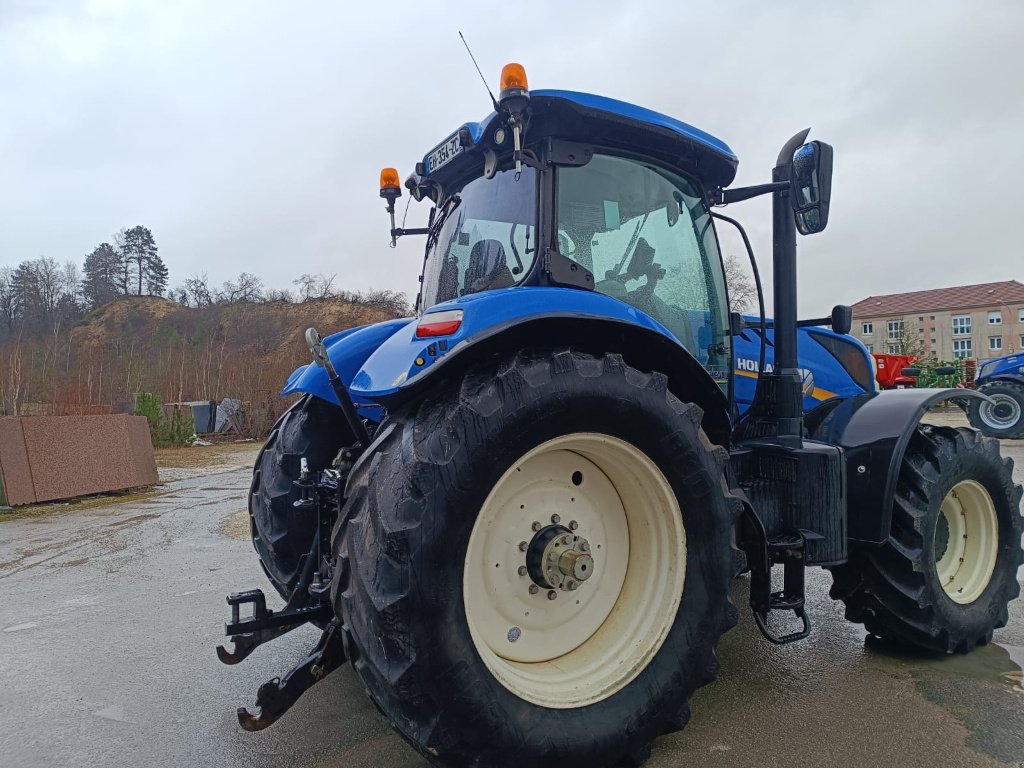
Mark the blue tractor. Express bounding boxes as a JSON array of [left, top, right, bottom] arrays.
[[219, 64, 1023, 768], [967, 352, 1024, 438]]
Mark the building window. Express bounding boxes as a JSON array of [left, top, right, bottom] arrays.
[[952, 315, 971, 335], [990, 336, 1002, 352], [865, 344, 874, 353], [887, 320, 904, 340], [1019, 334, 1024, 349], [862, 322, 873, 335], [988, 311, 1002, 325], [887, 344, 899, 354], [1019, 308, 1024, 323], [953, 339, 972, 359]]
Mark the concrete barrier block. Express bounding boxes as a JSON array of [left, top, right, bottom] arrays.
[[0, 417, 35, 506], [0, 415, 158, 506]]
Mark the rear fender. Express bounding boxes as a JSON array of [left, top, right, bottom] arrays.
[[351, 287, 732, 446], [280, 318, 413, 421], [807, 387, 991, 544]]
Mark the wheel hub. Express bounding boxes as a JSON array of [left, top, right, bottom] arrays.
[[525, 524, 595, 592]]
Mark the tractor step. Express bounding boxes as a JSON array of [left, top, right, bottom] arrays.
[[750, 532, 812, 645]]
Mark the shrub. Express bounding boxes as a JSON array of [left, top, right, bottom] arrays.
[[135, 392, 194, 447]]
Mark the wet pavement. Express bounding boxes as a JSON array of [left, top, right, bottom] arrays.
[[1, 426, 1023, 768]]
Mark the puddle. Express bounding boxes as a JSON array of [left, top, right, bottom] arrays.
[[866, 638, 1024, 763], [1002, 644, 1024, 689]]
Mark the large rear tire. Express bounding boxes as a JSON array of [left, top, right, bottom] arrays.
[[332, 349, 738, 768], [829, 425, 1023, 653], [968, 381, 1024, 439], [249, 395, 350, 600]]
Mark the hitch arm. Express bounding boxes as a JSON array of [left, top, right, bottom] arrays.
[[237, 619, 347, 731], [216, 589, 333, 665]]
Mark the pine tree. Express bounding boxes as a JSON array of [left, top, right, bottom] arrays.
[[114, 228, 131, 294], [119, 225, 160, 295], [146, 253, 169, 296], [82, 243, 124, 308]]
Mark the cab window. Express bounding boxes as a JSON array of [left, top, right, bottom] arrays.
[[556, 154, 731, 384]]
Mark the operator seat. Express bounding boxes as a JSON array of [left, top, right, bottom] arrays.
[[463, 239, 514, 295]]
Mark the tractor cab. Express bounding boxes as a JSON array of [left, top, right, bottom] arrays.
[[390, 75, 738, 388]]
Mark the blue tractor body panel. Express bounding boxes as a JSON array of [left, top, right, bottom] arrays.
[[349, 287, 691, 399], [280, 317, 413, 423], [732, 321, 875, 414], [976, 352, 1024, 387], [280, 288, 872, 424]]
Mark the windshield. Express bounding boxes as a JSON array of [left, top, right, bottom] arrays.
[[419, 167, 537, 310], [556, 154, 731, 388]]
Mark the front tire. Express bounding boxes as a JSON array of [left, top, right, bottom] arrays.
[[249, 395, 350, 600], [968, 381, 1024, 439], [830, 425, 1023, 653], [333, 350, 738, 768]]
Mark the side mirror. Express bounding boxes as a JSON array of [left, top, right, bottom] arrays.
[[791, 141, 833, 235], [830, 304, 852, 335], [934, 365, 957, 376], [901, 367, 922, 378]]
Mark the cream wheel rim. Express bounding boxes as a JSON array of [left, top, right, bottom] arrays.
[[934, 479, 999, 604], [463, 433, 686, 708]]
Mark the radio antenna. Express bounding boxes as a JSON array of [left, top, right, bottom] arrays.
[[459, 31, 499, 111]]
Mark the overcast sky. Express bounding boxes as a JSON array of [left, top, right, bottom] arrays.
[[2, 1, 1022, 315]]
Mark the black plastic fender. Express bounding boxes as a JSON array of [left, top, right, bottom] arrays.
[[807, 388, 992, 544]]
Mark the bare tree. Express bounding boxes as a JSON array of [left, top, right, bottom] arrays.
[[221, 272, 264, 303], [724, 254, 757, 313], [182, 273, 214, 307], [293, 272, 337, 301], [0, 267, 20, 334]]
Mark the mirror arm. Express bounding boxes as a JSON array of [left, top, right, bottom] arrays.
[[712, 181, 788, 206]]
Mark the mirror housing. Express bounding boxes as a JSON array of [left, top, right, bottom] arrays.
[[791, 141, 833, 235], [830, 304, 852, 335], [934, 365, 957, 376], [901, 367, 922, 378]]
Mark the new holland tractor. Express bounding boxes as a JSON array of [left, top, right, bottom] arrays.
[[218, 63, 1024, 767], [967, 352, 1024, 438]]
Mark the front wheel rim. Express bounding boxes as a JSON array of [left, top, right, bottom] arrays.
[[979, 394, 1021, 430], [934, 479, 999, 604], [463, 433, 686, 709]]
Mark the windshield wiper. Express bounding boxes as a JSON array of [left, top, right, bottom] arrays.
[[425, 194, 462, 254]]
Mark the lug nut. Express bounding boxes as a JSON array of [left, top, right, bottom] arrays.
[[518, 566, 528, 576], [569, 520, 578, 531], [529, 584, 539, 595], [531, 521, 542, 532], [580, 541, 590, 553], [562, 535, 572, 546], [567, 580, 578, 591], [519, 541, 529, 552], [551, 514, 561, 524], [547, 590, 558, 600]]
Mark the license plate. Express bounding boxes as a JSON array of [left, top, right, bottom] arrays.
[[427, 132, 462, 173]]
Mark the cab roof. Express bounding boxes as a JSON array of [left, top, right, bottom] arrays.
[[420, 89, 739, 190]]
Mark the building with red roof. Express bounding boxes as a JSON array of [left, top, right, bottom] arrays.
[[851, 280, 1024, 360]]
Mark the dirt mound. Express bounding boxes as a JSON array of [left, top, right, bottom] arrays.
[[71, 296, 396, 355]]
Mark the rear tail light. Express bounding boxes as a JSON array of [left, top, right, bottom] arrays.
[[415, 309, 463, 338]]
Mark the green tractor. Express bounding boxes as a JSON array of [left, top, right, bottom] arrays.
[[219, 63, 1024, 767]]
